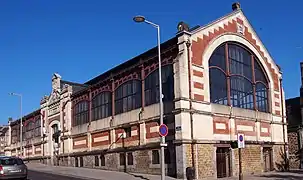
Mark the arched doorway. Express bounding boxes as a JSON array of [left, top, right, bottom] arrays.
[[49, 121, 61, 166]]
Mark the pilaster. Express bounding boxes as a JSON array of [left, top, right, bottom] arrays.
[[139, 122, 146, 145]]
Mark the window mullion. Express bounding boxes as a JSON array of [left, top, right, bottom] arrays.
[[225, 43, 231, 106], [251, 55, 257, 111]]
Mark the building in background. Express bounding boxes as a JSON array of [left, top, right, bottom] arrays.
[[0, 125, 9, 155], [4, 3, 287, 179], [286, 62, 303, 169]]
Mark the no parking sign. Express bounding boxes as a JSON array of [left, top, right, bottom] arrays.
[[237, 133, 245, 149]]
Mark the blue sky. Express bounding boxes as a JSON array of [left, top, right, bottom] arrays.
[[0, 0, 302, 124]]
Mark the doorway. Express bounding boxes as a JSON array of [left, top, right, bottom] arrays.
[[216, 147, 231, 178], [263, 147, 273, 172]]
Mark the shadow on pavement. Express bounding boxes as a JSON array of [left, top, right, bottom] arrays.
[[258, 173, 302, 180], [289, 169, 303, 174], [126, 172, 150, 180]]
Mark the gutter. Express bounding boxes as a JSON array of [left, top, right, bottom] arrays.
[[279, 77, 288, 170], [186, 39, 197, 178]]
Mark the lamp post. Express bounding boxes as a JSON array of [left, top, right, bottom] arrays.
[[133, 15, 165, 180], [9, 92, 23, 157]]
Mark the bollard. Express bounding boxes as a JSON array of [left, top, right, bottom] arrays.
[[186, 167, 195, 180]]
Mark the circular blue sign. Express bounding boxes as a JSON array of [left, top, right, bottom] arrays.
[[159, 124, 168, 137], [239, 135, 243, 142]]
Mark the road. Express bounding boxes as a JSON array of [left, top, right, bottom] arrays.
[[28, 170, 89, 180]]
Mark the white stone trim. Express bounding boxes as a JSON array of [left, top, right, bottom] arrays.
[[191, 11, 280, 74], [192, 76, 204, 84], [237, 125, 254, 132], [202, 34, 274, 90], [201, 33, 276, 105], [240, 13, 280, 73], [192, 87, 204, 95], [215, 123, 226, 130], [131, 130, 138, 136], [191, 11, 241, 42], [192, 65, 204, 72], [93, 136, 108, 142], [74, 140, 86, 146], [261, 127, 268, 133], [150, 126, 159, 133]]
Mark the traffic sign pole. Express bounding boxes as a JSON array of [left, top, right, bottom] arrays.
[[237, 134, 244, 180], [239, 148, 243, 180], [159, 123, 168, 180]]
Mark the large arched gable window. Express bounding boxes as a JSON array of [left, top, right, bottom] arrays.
[[145, 64, 174, 106], [209, 42, 269, 112], [115, 80, 142, 115], [73, 101, 89, 126], [92, 91, 112, 121]]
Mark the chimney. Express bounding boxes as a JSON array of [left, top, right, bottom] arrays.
[[8, 117, 13, 125], [232, 2, 241, 11], [177, 21, 190, 32]]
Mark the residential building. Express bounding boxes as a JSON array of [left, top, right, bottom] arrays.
[[286, 62, 303, 169], [4, 3, 287, 179]]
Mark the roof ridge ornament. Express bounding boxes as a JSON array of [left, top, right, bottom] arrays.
[[232, 2, 241, 11], [177, 21, 190, 32]]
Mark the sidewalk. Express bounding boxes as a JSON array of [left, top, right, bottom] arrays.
[[27, 163, 178, 180], [27, 163, 303, 180]]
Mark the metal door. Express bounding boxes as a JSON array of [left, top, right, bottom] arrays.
[[216, 147, 231, 178]]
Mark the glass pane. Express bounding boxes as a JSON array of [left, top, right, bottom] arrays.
[[229, 44, 252, 81], [230, 76, 254, 110], [256, 83, 268, 112], [254, 58, 267, 83], [209, 45, 226, 71], [209, 68, 228, 105]]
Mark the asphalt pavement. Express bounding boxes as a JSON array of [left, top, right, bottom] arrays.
[[28, 170, 88, 180]]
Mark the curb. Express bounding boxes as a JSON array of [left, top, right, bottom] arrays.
[[28, 169, 104, 180]]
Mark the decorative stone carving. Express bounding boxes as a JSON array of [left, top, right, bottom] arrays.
[[52, 73, 61, 91], [237, 23, 245, 35], [48, 101, 60, 117], [48, 90, 60, 105], [61, 84, 71, 94], [40, 95, 49, 104]]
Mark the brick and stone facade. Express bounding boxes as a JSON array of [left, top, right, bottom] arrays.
[[4, 3, 287, 179], [286, 62, 303, 169]]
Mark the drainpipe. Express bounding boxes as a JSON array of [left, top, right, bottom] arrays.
[[279, 77, 288, 171], [186, 39, 196, 178], [61, 99, 70, 159]]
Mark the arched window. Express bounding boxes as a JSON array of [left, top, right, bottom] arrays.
[[73, 101, 89, 126], [34, 118, 41, 137], [145, 65, 174, 106], [115, 80, 142, 115], [92, 92, 112, 121], [209, 42, 269, 112]]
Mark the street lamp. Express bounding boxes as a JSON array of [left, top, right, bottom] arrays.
[[133, 15, 165, 180], [9, 92, 23, 157]]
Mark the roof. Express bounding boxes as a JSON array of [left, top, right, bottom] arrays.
[[10, 108, 41, 126], [60, 80, 88, 94], [70, 37, 178, 98], [72, 10, 243, 96], [84, 37, 178, 86]]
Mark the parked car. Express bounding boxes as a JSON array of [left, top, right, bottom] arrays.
[[0, 156, 27, 179]]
